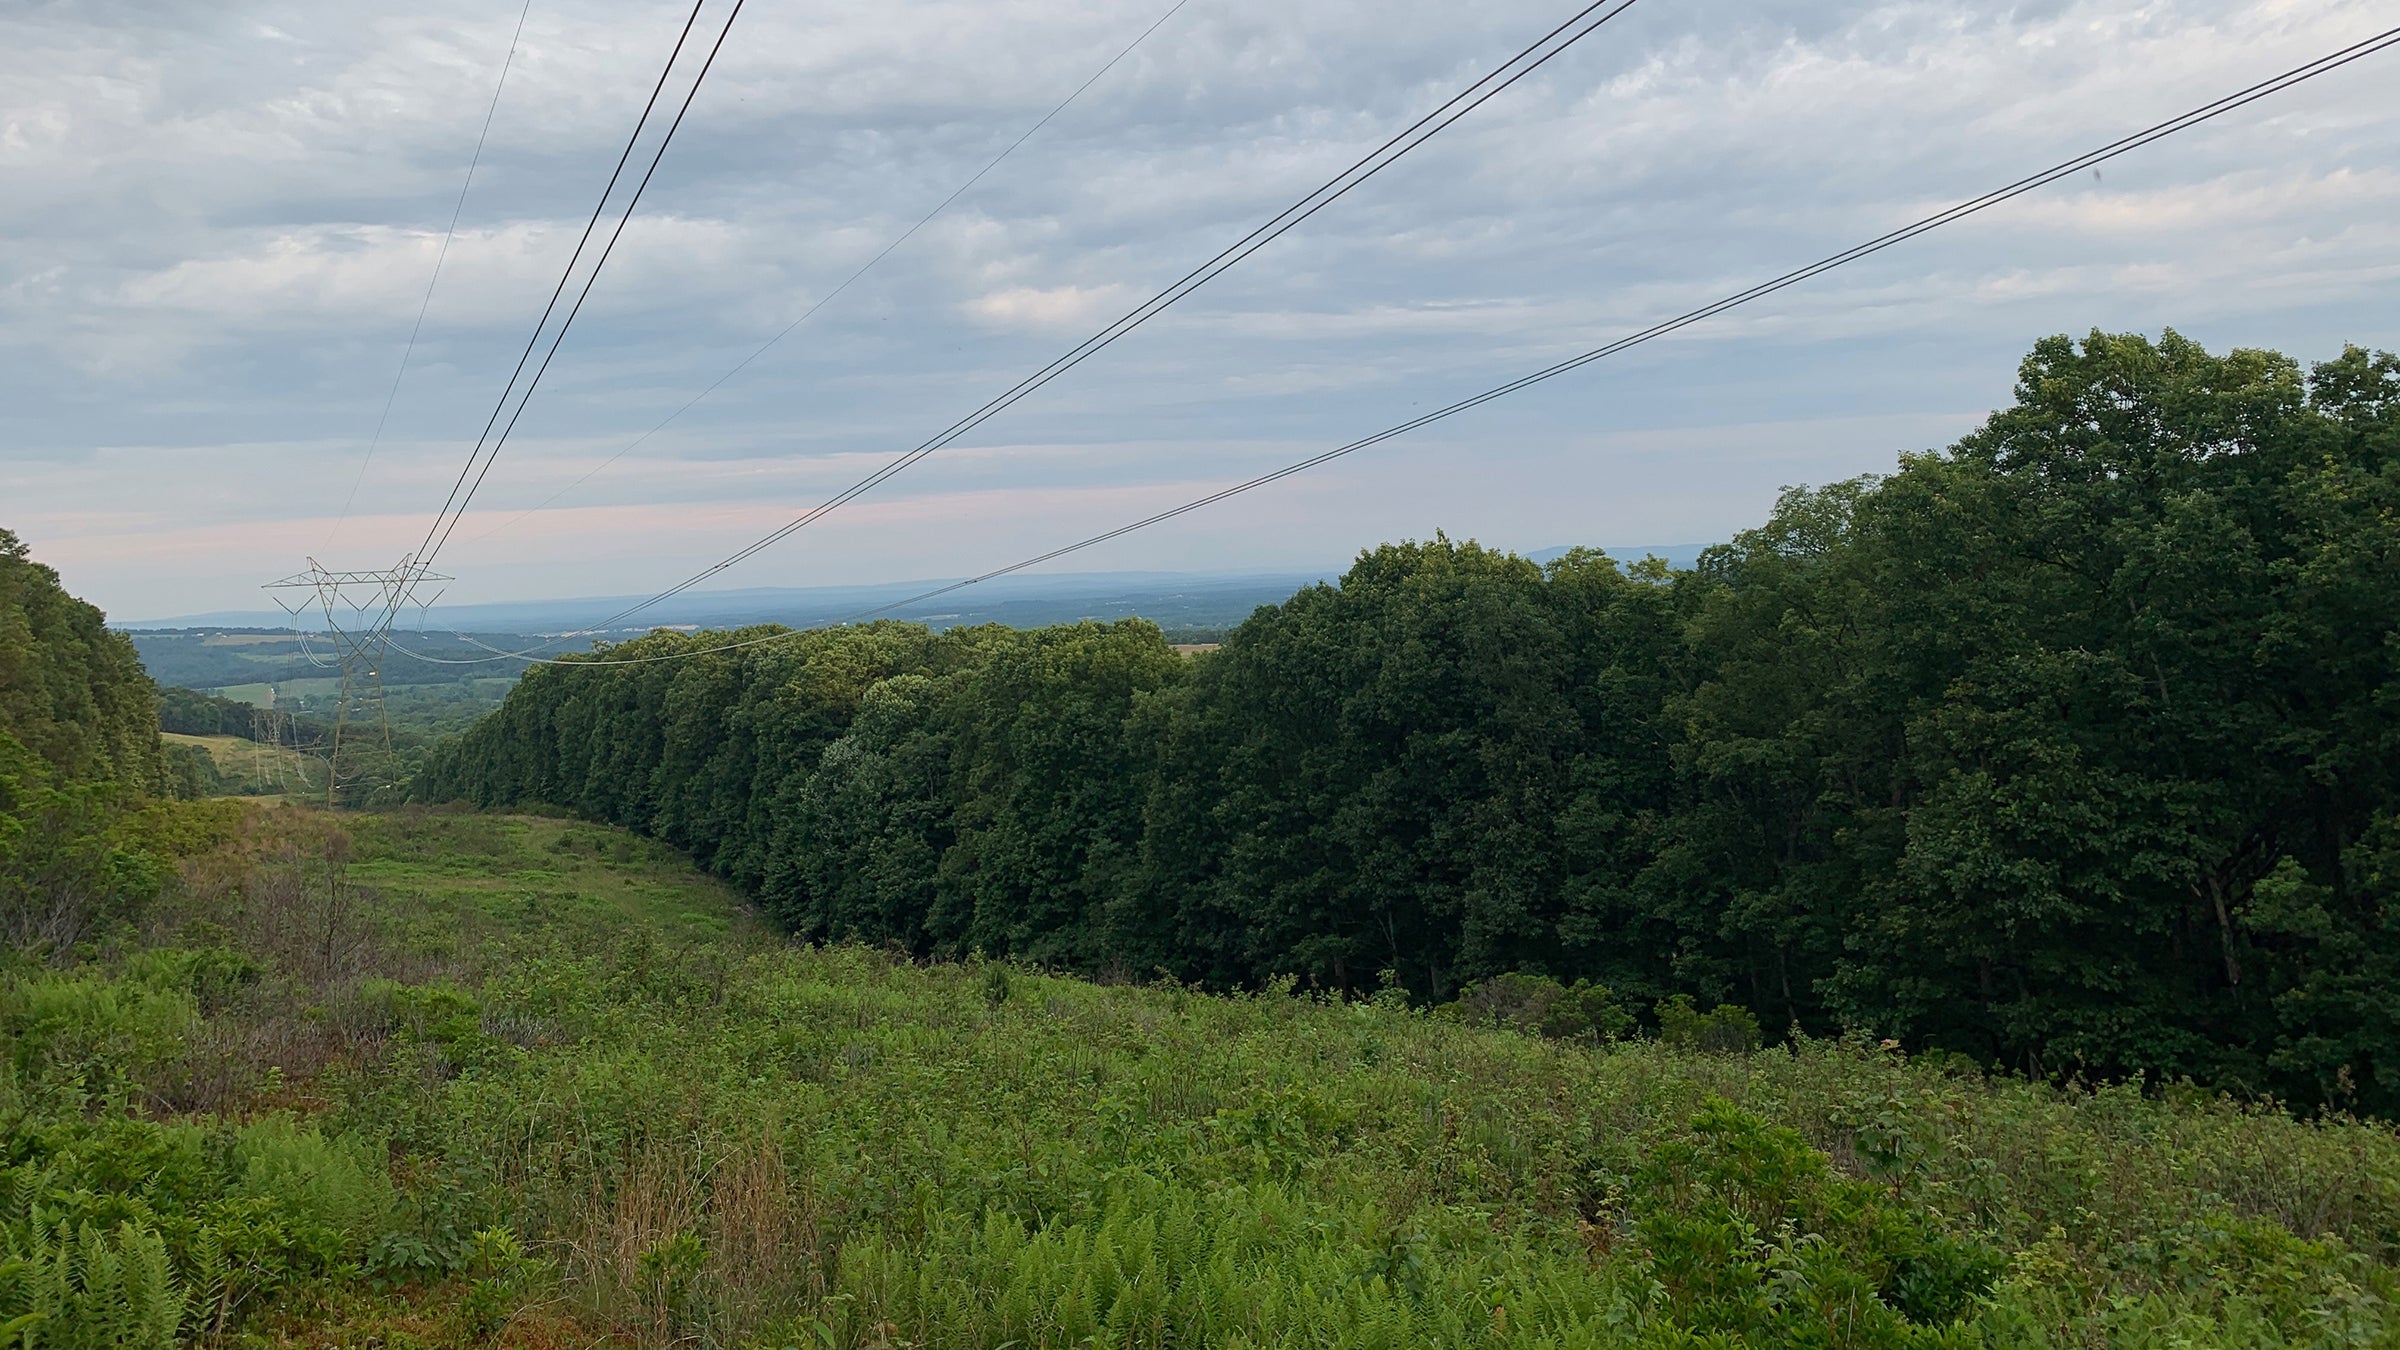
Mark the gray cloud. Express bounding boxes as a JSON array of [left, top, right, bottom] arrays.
[[4, 0, 2395, 619]]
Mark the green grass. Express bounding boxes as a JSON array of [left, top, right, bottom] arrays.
[[160, 732, 322, 798], [204, 677, 345, 709], [203, 683, 279, 707], [344, 810, 740, 946], [160, 731, 260, 770], [6, 806, 2399, 1348]]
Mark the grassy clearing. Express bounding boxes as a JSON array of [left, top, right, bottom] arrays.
[[202, 683, 278, 707], [160, 730, 322, 797], [201, 678, 343, 703], [343, 809, 742, 947], [162, 733, 289, 779], [6, 805, 2399, 1347]]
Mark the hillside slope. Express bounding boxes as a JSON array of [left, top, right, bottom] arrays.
[[6, 804, 2398, 1347], [0, 526, 161, 789]]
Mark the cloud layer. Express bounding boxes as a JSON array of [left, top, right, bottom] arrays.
[[4, 0, 2395, 619]]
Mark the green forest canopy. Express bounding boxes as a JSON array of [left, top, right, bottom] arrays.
[[0, 526, 190, 951], [1, 528, 162, 792], [420, 331, 2400, 1115]]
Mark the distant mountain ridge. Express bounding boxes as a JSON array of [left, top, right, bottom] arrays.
[[1526, 543, 1708, 570]]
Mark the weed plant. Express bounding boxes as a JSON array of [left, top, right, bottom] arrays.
[[3, 804, 2398, 1346]]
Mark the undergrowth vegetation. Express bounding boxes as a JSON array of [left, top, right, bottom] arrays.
[[5, 805, 2400, 1346]]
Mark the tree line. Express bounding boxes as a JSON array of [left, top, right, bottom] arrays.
[[0, 527, 189, 950], [2, 528, 163, 791], [156, 684, 329, 745], [416, 331, 2400, 1114]]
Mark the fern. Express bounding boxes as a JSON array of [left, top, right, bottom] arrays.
[[183, 1226, 227, 1342], [229, 1117, 392, 1263], [0, 1218, 184, 1350], [0, 1166, 42, 1233]]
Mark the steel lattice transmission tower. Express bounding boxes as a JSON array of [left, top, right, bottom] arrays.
[[264, 556, 449, 806]]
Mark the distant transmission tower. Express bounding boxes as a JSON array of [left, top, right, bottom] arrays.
[[250, 702, 306, 797], [248, 705, 277, 794], [264, 556, 448, 806]]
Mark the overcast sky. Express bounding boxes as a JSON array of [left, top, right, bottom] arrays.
[[5, 0, 2395, 622]]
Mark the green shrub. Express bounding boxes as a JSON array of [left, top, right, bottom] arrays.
[[636, 1231, 709, 1342], [0, 974, 195, 1102], [0, 1111, 398, 1339], [1657, 995, 1762, 1054], [0, 749, 164, 960], [122, 948, 259, 1012], [826, 1181, 1638, 1349], [352, 979, 482, 1050], [1447, 972, 1632, 1043], [459, 1227, 554, 1340], [12, 804, 2400, 1345], [1627, 1098, 2004, 1344]]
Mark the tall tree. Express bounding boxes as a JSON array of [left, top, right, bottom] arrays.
[[0, 528, 162, 791]]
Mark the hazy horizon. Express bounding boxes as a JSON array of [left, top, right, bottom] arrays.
[[113, 542, 1714, 629]]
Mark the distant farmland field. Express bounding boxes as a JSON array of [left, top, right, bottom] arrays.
[[206, 677, 343, 704]]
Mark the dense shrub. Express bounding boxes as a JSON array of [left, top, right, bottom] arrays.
[[1445, 972, 1633, 1043], [1625, 1098, 2004, 1343], [1656, 995, 1763, 1056], [0, 740, 167, 958]]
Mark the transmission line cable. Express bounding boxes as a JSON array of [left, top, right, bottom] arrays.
[[384, 20, 2400, 671], [375, 0, 741, 636], [402, 0, 709, 568], [464, 0, 1199, 548], [414, 0, 750, 580], [465, 0, 1646, 650], [326, 0, 537, 549]]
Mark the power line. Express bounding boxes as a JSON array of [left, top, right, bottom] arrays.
[[326, 0, 537, 549], [478, 0, 1647, 650], [287, 0, 748, 801], [387, 20, 2400, 671], [388, 0, 742, 605], [401, 0, 708, 570], [414, 0, 751, 579], [462, 0, 1200, 549]]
